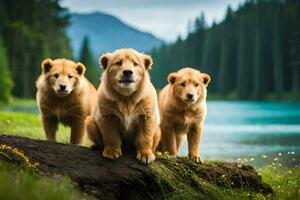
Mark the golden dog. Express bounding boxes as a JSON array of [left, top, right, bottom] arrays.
[[36, 58, 97, 144], [86, 48, 160, 164], [159, 68, 210, 163]]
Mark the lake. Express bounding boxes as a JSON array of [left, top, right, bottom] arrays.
[[179, 101, 300, 167]]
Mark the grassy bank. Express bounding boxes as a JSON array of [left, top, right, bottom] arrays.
[[0, 110, 71, 143], [0, 162, 87, 200], [0, 106, 91, 146], [0, 101, 91, 199]]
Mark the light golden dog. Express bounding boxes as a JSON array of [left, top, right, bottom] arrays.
[[159, 68, 210, 163], [86, 48, 160, 164], [36, 58, 97, 144]]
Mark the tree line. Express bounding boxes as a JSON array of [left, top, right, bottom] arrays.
[[0, 0, 299, 101], [150, 0, 300, 99], [0, 0, 98, 102]]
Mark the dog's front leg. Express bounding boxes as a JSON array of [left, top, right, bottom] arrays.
[[98, 115, 122, 160], [135, 115, 157, 164], [187, 123, 204, 163]]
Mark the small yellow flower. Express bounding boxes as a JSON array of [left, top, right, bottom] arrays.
[[0, 144, 39, 171], [262, 155, 267, 158], [156, 152, 162, 156]]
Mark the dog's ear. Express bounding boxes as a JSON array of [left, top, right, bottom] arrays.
[[201, 73, 211, 87], [168, 72, 177, 84], [99, 53, 111, 70], [141, 53, 153, 70], [41, 58, 53, 73], [143, 54, 153, 70], [75, 62, 86, 76]]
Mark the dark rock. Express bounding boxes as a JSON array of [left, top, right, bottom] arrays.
[[0, 134, 273, 200]]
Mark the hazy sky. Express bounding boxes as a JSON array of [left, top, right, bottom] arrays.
[[61, 0, 244, 41]]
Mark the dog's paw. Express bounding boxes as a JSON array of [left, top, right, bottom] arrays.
[[103, 147, 122, 160], [189, 154, 203, 164], [136, 149, 155, 164]]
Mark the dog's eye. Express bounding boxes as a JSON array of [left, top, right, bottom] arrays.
[[195, 83, 199, 87], [116, 61, 122, 66], [54, 74, 59, 78], [68, 74, 73, 79], [180, 83, 185, 87], [133, 61, 138, 66]]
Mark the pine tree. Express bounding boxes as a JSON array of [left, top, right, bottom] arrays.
[[236, 15, 246, 99], [1, 0, 72, 98], [0, 1, 8, 29], [152, 44, 171, 88], [272, 5, 284, 98], [217, 6, 236, 96], [289, 1, 300, 93], [252, 4, 266, 99], [201, 23, 221, 93], [193, 12, 206, 69], [0, 35, 13, 102], [79, 36, 99, 86]]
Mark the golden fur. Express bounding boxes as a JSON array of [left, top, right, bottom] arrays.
[[86, 48, 160, 164], [36, 58, 97, 144], [159, 68, 210, 163]]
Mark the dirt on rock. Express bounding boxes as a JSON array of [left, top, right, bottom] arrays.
[[0, 134, 273, 200]]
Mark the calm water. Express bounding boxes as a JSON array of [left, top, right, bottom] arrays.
[[179, 101, 300, 166]]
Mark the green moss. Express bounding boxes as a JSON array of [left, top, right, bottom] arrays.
[[150, 157, 235, 200], [150, 160, 217, 200]]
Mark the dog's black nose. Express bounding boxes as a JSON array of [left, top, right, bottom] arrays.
[[59, 84, 66, 90], [187, 93, 194, 99], [123, 70, 133, 76]]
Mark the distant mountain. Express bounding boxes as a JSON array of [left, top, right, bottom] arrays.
[[67, 12, 163, 60]]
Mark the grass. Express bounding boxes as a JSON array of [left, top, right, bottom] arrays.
[[0, 110, 91, 145], [0, 162, 88, 200], [0, 100, 92, 200], [223, 165, 300, 200], [0, 98, 38, 113], [262, 166, 300, 200], [0, 99, 300, 199], [151, 155, 300, 200], [0, 110, 71, 143]]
